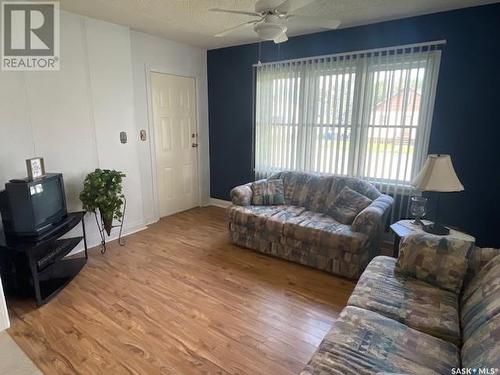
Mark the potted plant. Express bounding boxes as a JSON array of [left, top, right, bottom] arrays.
[[80, 169, 125, 235]]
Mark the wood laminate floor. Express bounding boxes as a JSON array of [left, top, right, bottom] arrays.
[[7, 206, 355, 375]]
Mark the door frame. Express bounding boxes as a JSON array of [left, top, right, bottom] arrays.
[[144, 64, 202, 221]]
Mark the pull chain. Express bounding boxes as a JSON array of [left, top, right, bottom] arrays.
[[257, 41, 262, 66]]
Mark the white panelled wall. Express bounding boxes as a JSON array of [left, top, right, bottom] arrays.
[[0, 11, 210, 251], [84, 18, 145, 234]]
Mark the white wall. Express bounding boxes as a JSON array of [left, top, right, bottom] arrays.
[[0, 277, 9, 331], [0, 11, 146, 250], [84, 18, 145, 234], [130, 31, 210, 224], [0, 11, 210, 249]]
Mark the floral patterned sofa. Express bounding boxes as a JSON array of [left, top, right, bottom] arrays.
[[228, 171, 393, 279], [301, 235, 500, 375]]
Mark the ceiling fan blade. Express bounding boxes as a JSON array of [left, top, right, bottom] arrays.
[[215, 20, 258, 37], [209, 8, 261, 17], [255, 0, 287, 12], [288, 15, 341, 29], [276, 0, 316, 13], [274, 32, 288, 44]]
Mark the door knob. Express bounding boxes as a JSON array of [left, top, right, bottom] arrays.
[[192, 143, 198, 148]]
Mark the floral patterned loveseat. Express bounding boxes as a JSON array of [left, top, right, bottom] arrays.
[[227, 171, 393, 279], [301, 236, 500, 375]]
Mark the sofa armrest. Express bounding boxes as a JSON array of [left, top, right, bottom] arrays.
[[230, 183, 253, 206], [351, 194, 393, 235]]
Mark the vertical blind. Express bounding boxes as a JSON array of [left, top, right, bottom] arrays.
[[254, 41, 443, 221]]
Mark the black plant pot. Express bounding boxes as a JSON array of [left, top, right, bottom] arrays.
[[102, 213, 113, 236]]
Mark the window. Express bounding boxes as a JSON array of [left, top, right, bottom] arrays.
[[254, 43, 442, 195]]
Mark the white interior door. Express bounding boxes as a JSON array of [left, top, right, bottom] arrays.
[[151, 72, 199, 217]]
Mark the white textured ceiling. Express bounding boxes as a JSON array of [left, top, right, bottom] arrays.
[[59, 0, 498, 49]]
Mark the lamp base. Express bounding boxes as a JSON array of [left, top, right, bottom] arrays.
[[412, 218, 424, 226], [423, 222, 450, 236]]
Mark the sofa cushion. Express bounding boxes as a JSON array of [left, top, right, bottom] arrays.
[[283, 211, 368, 252], [270, 171, 381, 210], [326, 186, 372, 225], [300, 306, 459, 375], [348, 256, 461, 345], [461, 313, 500, 370], [461, 253, 500, 341], [227, 205, 304, 232], [270, 172, 332, 210], [464, 246, 500, 286], [291, 175, 333, 213], [264, 206, 306, 233], [467, 247, 500, 276], [396, 233, 471, 293], [251, 179, 285, 205], [228, 205, 283, 230], [329, 175, 381, 200], [462, 253, 500, 302]]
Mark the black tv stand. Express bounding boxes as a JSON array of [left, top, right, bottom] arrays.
[[24, 214, 76, 242], [0, 211, 88, 306]]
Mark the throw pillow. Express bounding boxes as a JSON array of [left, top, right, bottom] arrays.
[[396, 233, 472, 294], [326, 186, 372, 225], [251, 179, 285, 206]]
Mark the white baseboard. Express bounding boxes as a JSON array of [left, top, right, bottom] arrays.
[[207, 198, 232, 208], [144, 216, 159, 226]]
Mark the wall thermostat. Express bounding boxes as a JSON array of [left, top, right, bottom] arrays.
[[120, 131, 127, 144]]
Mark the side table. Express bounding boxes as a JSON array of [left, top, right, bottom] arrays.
[[389, 219, 475, 258]]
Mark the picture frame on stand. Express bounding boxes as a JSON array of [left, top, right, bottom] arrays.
[[26, 157, 45, 180]]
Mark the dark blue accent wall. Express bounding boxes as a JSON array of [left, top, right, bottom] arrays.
[[208, 3, 500, 247]]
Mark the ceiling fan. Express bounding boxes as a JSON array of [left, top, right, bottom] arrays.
[[210, 0, 341, 44]]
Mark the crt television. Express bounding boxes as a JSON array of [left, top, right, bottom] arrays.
[[0, 173, 67, 237]]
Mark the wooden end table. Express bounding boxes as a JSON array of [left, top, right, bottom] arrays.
[[389, 219, 475, 258]]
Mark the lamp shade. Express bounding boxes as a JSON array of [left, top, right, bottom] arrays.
[[411, 154, 464, 192]]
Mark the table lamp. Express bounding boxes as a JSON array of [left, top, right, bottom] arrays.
[[411, 154, 464, 235]]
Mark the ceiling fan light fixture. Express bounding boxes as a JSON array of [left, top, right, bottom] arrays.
[[254, 22, 287, 41], [212, 0, 340, 44]]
